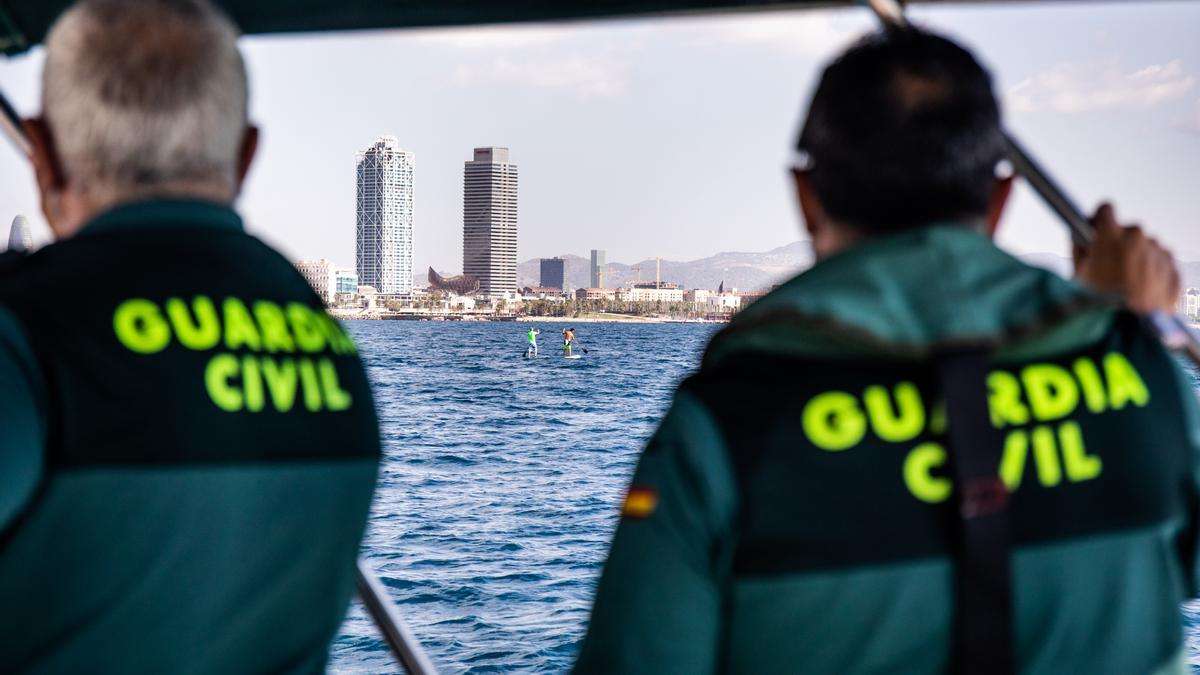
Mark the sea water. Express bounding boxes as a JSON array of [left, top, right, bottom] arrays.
[[330, 321, 719, 673], [330, 320, 1200, 674]]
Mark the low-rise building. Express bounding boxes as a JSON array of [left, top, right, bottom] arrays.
[[576, 287, 618, 301], [334, 268, 358, 296], [619, 281, 684, 303], [1180, 288, 1200, 318], [522, 286, 568, 299], [706, 293, 742, 312], [295, 258, 336, 304]]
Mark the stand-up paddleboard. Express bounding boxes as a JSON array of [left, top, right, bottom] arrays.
[[564, 354, 583, 360]]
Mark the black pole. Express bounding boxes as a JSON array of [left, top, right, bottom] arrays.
[[355, 560, 439, 675], [861, 0, 1200, 369]]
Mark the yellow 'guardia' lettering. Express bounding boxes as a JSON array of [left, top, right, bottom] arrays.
[[1105, 352, 1150, 409], [794, 351, 1149, 504], [1021, 364, 1079, 422], [802, 391, 866, 451], [166, 296, 220, 350], [987, 371, 1029, 428], [115, 296, 358, 414], [114, 299, 172, 354], [864, 382, 925, 443], [113, 297, 356, 358]]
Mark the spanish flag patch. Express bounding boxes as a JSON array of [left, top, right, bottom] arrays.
[[622, 486, 659, 519]]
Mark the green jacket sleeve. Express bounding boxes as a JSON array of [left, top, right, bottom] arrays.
[[1169, 359, 1200, 596], [575, 389, 739, 674], [0, 305, 44, 530]]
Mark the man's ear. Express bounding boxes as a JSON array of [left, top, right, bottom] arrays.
[[25, 117, 67, 195], [234, 124, 259, 193], [984, 175, 1014, 238], [792, 168, 825, 243], [25, 117, 71, 236]]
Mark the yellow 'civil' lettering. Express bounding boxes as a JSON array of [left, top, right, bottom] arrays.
[[298, 358, 324, 411], [254, 301, 296, 353], [166, 296, 220, 350], [319, 358, 353, 411], [1104, 352, 1150, 410], [113, 298, 171, 354], [1059, 420, 1102, 482], [205, 353, 242, 411], [223, 298, 262, 351], [987, 371, 1029, 429], [999, 430, 1028, 491], [802, 391, 867, 451], [903, 443, 952, 504], [1031, 425, 1063, 487], [242, 356, 265, 412], [261, 357, 298, 412], [1022, 364, 1079, 422], [1072, 357, 1108, 414], [864, 382, 925, 443]]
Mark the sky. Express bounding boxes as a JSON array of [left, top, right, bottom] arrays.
[[1, 1, 1198, 273]]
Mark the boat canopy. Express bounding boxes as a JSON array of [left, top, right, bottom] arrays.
[[0, 0, 1092, 56]]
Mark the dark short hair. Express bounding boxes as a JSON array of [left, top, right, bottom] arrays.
[[797, 28, 1006, 233]]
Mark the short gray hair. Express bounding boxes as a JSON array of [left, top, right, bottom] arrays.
[[42, 0, 248, 199]]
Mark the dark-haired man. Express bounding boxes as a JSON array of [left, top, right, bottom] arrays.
[[577, 29, 1193, 674]]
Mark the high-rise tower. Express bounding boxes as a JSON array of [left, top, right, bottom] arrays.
[[540, 257, 566, 292], [590, 249, 606, 288], [356, 137, 414, 295], [8, 215, 32, 253], [462, 147, 518, 297]]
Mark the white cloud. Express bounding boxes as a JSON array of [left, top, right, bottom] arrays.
[[1007, 58, 1195, 114], [453, 55, 628, 97]]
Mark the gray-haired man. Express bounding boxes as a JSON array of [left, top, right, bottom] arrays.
[[0, 1, 381, 672]]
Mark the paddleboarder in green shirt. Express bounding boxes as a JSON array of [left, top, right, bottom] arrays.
[[526, 327, 540, 357]]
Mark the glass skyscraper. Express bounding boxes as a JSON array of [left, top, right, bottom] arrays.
[[463, 147, 518, 297], [356, 137, 414, 295], [540, 257, 566, 292]]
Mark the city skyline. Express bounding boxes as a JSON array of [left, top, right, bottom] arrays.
[[1, 4, 1197, 270]]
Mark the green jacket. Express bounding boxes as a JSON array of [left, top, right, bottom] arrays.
[[0, 200, 380, 674], [576, 225, 1199, 674]]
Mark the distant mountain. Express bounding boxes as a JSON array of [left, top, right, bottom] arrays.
[[420, 245, 1200, 294], [517, 241, 814, 292]]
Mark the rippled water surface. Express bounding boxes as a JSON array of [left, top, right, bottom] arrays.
[[328, 322, 1200, 673], [329, 321, 718, 673]]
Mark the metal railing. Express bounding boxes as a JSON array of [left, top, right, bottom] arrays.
[[356, 560, 438, 674]]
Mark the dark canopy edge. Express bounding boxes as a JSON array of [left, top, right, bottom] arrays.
[[0, 0, 1106, 57]]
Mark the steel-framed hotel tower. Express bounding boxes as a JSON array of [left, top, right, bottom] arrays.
[[462, 147, 518, 297], [356, 137, 414, 296]]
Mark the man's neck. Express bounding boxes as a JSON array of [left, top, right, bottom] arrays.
[[50, 180, 235, 241]]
